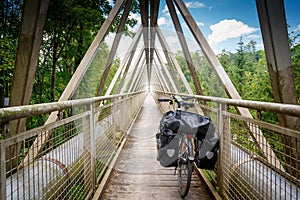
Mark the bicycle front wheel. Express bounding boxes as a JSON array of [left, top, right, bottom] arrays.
[[178, 135, 193, 197]]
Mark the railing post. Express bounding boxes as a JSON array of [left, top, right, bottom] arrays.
[[89, 104, 96, 192], [217, 103, 225, 197], [0, 143, 6, 199], [219, 103, 232, 199], [83, 104, 96, 196]]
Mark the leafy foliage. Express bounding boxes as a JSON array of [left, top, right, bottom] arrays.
[[0, 0, 23, 108], [0, 0, 139, 130], [291, 44, 300, 104]]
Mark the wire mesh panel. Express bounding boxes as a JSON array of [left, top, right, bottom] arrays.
[[1, 113, 91, 199], [221, 112, 300, 200], [95, 94, 145, 183], [0, 92, 146, 200], [154, 91, 300, 200]]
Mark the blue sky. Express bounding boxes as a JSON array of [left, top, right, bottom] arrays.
[[155, 0, 300, 53], [107, 0, 300, 56]]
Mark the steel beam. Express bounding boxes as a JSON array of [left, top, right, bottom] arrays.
[[58, 0, 125, 101], [23, 0, 126, 165], [166, 0, 203, 95], [140, 0, 150, 88], [256, 0, 300, 177], [106, 26, 143, 95], [174, 0, 282, 169], [8, 0, 49, 171], [156, 26, 194, 94], [127, 50, 145, 93], [96, 0, 133, 96], [153, 58, 170, 92], [149, 0, 160, 66], [154, 48, 179, 93], [155, 35, 182, 92]]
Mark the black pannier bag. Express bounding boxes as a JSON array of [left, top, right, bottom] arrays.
[[156, 129, 179, 167], [195, 126, 219, 170], [179, 111, 212, 139], [159, 111, 180, 133], [159, 110, 212, 137], [156, 110, 219, 169]]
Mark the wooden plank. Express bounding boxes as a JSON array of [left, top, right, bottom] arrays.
[[99, 95, 214, 199]]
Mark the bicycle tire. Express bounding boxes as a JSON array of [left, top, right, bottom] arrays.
[[178, 136, 193, 197]]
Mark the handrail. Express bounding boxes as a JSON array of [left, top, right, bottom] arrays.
[[0, 91, 145, 123], [156, 91, 300, 117], [154, 90, 300, 199], [0, 91, 147, 199]]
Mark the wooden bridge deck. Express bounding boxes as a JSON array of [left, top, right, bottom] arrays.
[[99, 94, 214, 199]]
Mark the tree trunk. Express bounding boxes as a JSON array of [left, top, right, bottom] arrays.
[[51, 38, 58, 102]]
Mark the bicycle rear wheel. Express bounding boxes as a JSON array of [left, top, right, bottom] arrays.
[[178, 135, 193, 197]]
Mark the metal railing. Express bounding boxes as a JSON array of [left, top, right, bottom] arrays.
[[153, 91, 300, 200], [0, 91, 146, 199]]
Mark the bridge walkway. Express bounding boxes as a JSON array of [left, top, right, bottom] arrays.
[[99, 94, 214, 199]]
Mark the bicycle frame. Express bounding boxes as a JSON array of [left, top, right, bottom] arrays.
[[158, 95, 195, 197]]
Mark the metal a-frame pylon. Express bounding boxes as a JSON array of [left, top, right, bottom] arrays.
[[24, 0, 283, 171]]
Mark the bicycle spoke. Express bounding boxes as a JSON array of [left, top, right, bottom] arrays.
[[178, 135, 193, 197]]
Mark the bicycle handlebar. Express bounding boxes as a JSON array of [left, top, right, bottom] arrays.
[[158, 98, 173, 103], [158, 96, 194, 110]]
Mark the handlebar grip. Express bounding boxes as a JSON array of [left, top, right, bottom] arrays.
[[158, 98, 172, 102]]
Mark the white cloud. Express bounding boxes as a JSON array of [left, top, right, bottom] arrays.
[[245, 34, 260, 40], [128, 13, 141, 31], [196, 21, 204, 26], [185, 1, 206, 8], [295, 24, 300, 32], [157, 17, 172, 26], [163, 5, 168, 14], [129, 13, 141, 24], [165, 36, 181, 51], [208, 19, 259, 44], [108, 0, 114, 5]]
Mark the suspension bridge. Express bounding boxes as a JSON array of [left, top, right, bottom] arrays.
[[0, 0, 299, 199]]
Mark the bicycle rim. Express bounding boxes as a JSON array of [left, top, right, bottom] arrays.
[[178, 137, 193, 197]]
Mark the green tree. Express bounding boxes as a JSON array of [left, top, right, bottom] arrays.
[[291, 44, 300, 104], [33, 0, 139, 103], [0, 0, 23, 108]]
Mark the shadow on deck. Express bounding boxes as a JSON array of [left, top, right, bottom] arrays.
[[98, 94, 214, 199]]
